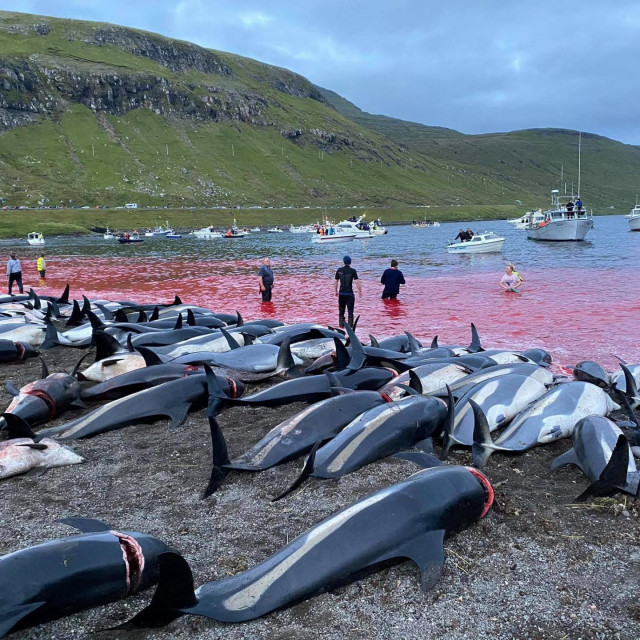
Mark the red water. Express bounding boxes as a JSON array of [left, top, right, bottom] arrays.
[[32, 257, 638, 370]]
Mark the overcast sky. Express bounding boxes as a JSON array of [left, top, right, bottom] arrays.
[[5, 1, 640, 144]]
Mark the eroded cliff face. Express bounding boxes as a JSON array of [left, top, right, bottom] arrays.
[[0, 14, 328, 132]]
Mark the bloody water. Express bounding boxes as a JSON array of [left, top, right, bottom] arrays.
[[13, 215, 640, 370]]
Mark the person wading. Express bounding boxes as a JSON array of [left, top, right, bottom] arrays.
[[6, 252, 23, 295], [257, 257, 274, 302], [335, 255, 362, 328], [37, 253, 46, 280], [380, 259, 406, 299]]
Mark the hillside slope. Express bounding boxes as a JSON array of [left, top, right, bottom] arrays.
[[0, 11, 639, 211]]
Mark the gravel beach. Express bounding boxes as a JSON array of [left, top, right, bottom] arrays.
[[1, 345, 639, 640]]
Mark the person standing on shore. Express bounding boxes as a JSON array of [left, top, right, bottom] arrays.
[[380, 259, 405, 299], [6, 252, 23, 295], [37, 253, 46, 280], [257, 257, 274, 302], [335, 255, 361, 328]]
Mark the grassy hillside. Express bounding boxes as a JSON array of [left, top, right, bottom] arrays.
[[1, 11, 639, 215]]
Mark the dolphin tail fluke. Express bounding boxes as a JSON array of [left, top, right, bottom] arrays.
[[2, 413, 38, 440], [272, 442, 320, 502], [202, 412, 231, 498], [470, 399, 496, 469], [440, 385, 455, 460], [344, 323, 366, 371], [468, 323, 482, 353], [574, 435, 630, 502], [57, 284, 70, 305], [41, 320, 62, 350], [333, 337, 350, 370], [122, 552, 196, 629]]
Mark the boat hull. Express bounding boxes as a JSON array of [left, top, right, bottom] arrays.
[[526, 218, 593, 241], [193, 232, 222, 239], [628, 215, 640, 231], [117, 238, 144, 244], [311, 234, 356, 244], [447, 239, 504, 254]]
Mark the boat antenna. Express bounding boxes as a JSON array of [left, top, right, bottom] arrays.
[[577, 131, 582, 198], [560, 164, 564, 194]]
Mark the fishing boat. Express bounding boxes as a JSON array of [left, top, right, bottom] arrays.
[[193, 226, 222, 239], [267, 226, 284, 233], [27, 232, 45, 246], [165, 232, 182, 239], [117, 232, 144, 244], [447, 232, 505, 254], [627, 203, 640, 231], [336, 214, 387, 238], [525, 191, 593, 242], [145, 221, 173, 237], [103, 227, 115, 240], [311, 230, 356, 244]]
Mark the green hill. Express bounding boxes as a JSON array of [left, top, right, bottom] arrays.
[[0, 10, 639, 213]]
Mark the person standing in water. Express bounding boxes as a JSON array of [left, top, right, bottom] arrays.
[[257, 257, 274, 302], [380, 259, 405, 299], [335, 255, 362, 328], [6, 252, 23, 294], [37, 253, 46, 280], [499, 264, 523, 293]]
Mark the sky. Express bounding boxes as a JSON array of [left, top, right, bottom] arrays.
[[4, 1, 640, 145]]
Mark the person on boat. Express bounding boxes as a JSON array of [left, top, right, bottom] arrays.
[[454, 229, 469, 242], [566, 200, 574, 216], [226, 229, 232, 237], [380, 259, 406, 300], [575, 198, 583, 212], [6, 252, 23, 295], [466, 228, 474, 239], [499, 265, 522, 293], [335, 255, 362, 329], [37, 253, 46, 280], [257, 257, 274, 303], [124, 232, 130, 240]]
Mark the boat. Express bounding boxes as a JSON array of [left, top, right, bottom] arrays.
[[103, 227, 115, 240], [311, 230, 356, 244], [250, 226, 261, 232], [509, 209, 544, 230], [411, 219, 440, 229], [193, 226, 223, 239], [335, 214, 387, 238], [370, 218, 388, 235], [27, 232, 45, 246], [267, 226, 284, 233], [627, 203, 640, 231], [447, 232, 505, 254], [145, 221, 173, 237], [222, 220, 247, 238], [165, 232, 182, 239], [289, 225, 311, 233], [525, 191, 593, 242], [117, 232, 144, 244]]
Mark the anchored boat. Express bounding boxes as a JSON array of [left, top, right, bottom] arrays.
[[525, 191, 593, 242], [627, 203, 640, 231], [447, 232, 505, 254], [27, 232, 45, 246]]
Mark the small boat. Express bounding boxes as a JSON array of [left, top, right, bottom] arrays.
[[250, 226, 261, 232], [27, 232, 45, 246], [311, 230, 356, 244], [145, 221, 173, 237], [103, 227, 115, 240], [525, 191, 593, 242], [508, 209, 544, 230], [289, 225, 311, 233], [447, 232, 505, 254], [193, 226, 222, 239], [267, 226, 284, 233], [411, 220, 440, 229], [117, 232, 144, 244], [627, 203, 640, 231], [165, 232, 182, 239]]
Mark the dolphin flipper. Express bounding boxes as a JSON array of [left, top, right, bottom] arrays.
[[272, 443, 320, 502], [392, 451, 442, 469], [202, 413, 231, 498], [0, 602, 46, 637], [550, 448, 580, 470]]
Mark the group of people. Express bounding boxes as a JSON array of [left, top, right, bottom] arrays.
[[257, 256, 405, 328], [453, 228, 475, 242], [566, 198, 583, 217], [6, 253, 46, 295]]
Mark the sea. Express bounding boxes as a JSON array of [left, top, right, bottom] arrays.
[[6, 215, 639, 370]]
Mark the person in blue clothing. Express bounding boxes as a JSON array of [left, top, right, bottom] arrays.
[[257, 257, 274, 302], [380, 259, 406, 299]]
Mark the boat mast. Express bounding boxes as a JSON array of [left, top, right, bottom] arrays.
[[577, 131, 581, 198]]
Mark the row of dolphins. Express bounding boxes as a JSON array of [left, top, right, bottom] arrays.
[[0, 285, 638, 636]]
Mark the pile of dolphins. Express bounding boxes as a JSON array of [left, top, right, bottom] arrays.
[[0, 286, 638, 636]]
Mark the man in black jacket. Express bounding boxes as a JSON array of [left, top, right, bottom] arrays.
[[334, 255, 362, 328]]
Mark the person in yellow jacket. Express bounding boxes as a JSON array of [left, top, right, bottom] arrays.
[[37, 254, 46, 280]]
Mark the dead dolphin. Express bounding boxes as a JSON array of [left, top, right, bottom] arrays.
[[472, 382, 620, 467], [124, 465, 493, 628], [551, 415, 639, 498], [0, 517, 171, 637], [0, 338, 38, 363]]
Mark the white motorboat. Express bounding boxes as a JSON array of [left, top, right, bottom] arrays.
[[335, 215, 380, 238], [27, 232, 45, 246], [193, 226, 222, 239], [447, 232, 505, 254], [165, 232, 182, 239], [250, 226, 261, 232], [103, 227, 115, 240], [526, 191, 593, 242], [267, 226, 284, 233], [509, 209, 544, 230], [289, 225, 312, 233], [145, 221, 173, 237], [627, 204, 640, 231], [411, 219, 440, 229], [311, 231, 356, 244]]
